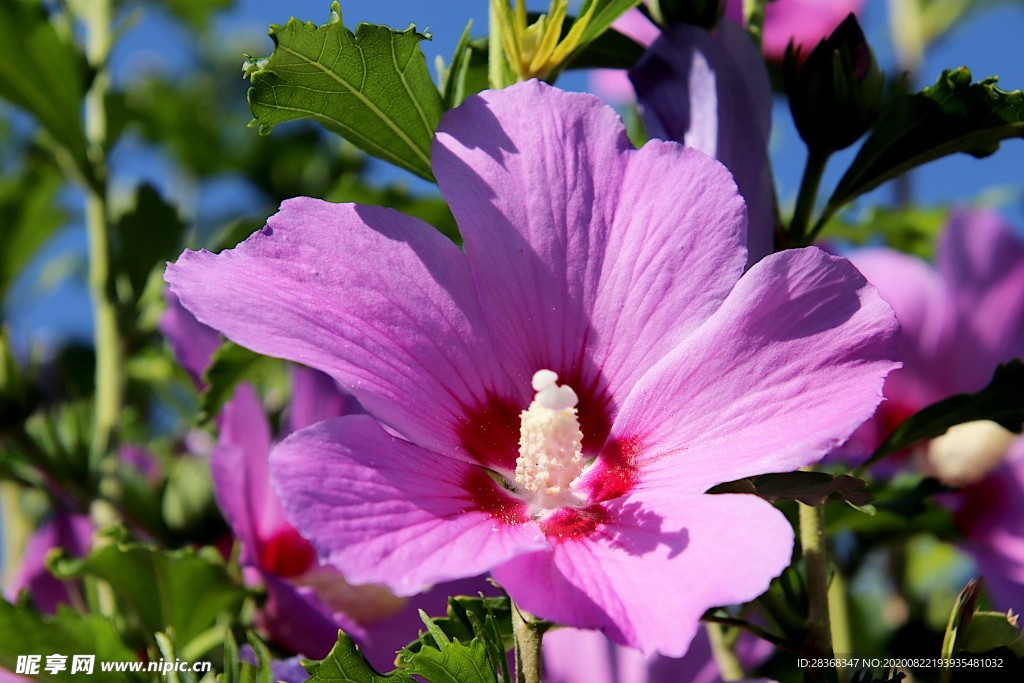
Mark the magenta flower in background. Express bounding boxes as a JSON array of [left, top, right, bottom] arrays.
[[4, 511, 92, 615], [166, 81, 899, 656], [543, 627, 773, 683], [847, 210, 1024, 610]]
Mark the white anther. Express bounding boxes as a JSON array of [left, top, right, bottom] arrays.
[[515, 370, 585, 508]]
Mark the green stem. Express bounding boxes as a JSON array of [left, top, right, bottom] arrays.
[[511, 602, 548, 683], [706, 623, 744, 681], [828, 569, 852, 683], [81, 0, 122, 464], [488, 1, 509, 89], [789, 147, 831, 245], [800, 500, 837, 682]]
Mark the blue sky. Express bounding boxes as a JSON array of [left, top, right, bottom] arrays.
[[6, 0, 1024, 349]]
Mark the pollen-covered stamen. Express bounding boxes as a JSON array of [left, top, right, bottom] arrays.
[[515, 370, 585, 509]]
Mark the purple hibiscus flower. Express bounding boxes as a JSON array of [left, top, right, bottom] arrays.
[[847, 209, 1024, 610], [166, 81, 899, 656]]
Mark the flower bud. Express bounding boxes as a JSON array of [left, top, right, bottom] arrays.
[[785, 13, 884, 152], [648, 0, 724, 29]]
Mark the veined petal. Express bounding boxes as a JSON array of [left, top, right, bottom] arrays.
[[270, 415, 547, 596], [166, 198, 518, 464], [610, 247, 899, 492], [632, 21, 775, 265], [433, 81, 747, 427], [494, 490, 793, 656]]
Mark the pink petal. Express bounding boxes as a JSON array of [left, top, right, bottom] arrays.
[[610, 247, 900, 492], [493, 490, 793, 656], [632, 20, 775, 265], [544, 627, 772, 683], [847, 248, 954, 408], [270, 415, 547, 596], [211, 383, 277, 558], [610, 8, 659, 48], [939, 209, 1024, 393], [158, 290, 221, 385], [258, 571, 364, 659], [761, 0, 864, 61], [166, 198, 518, 464], [285, 365, 357, 434], [433, 81, 747, 430]]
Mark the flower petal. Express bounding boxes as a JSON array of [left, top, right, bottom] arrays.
[[847, 248, 953, 407], [939, 209, 1024, 393], [211, 383, 276, 557], [270, 415, 547, 596], [6, 512, 92, 615], [158, 290, 221, 385], [166, 198, 517, 462], [258, 572, 363, 659], [494, 491, 793, 656], [433, 81, 747, 415], [609, 247, 900, 492], [632, 21, 775, 264], [285, 365, 357, 434]]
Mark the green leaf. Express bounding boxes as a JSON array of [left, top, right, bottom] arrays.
[[564, 26, 645, 70], [572, 0, 644, 50], [863, 360, 1024, 470], [0, 149, 67, 301], [0, 600, 144, 683], [825, 68, 1024, 219], [161, 455, 218, 536], [0, 1, 89, 171], [708, 472, 873, 507], [440, 21, 474, 109], [49, 534, 248, 652], [197, 342, 269, 424], [140, 0, 235, 30], [397, 612, 499, 683], [304, 631, 416, 683], [402, 596, 513, 656], [821, 205, 949, 258], [220, 631, 275, 683], [112, 184, 185, 308], [959, 611, 1024, 655], [942, 579, 983, 660], [247, 2, 444, 181]]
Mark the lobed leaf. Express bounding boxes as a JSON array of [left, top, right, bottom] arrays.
[[303, 631, 415, 683], [247, 2, 444, 181], [825, 68, 1024, 220], [49, 534, 248, 652]]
